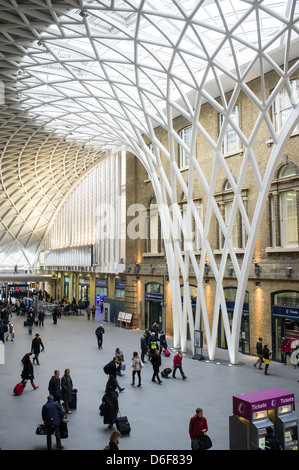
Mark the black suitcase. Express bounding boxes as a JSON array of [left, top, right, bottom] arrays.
[[69, 390, 77, 409], [161, 367, 172, 378], [116, 415, 131, 436], [59, 420, 68, 439]]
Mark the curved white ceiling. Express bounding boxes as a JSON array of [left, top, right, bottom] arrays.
[[0, 0, 298, 267]]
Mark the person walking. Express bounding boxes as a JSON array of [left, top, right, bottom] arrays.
[[86, 305, 91, 320], [5, 321, 14, 341], [61, 368, 73, 414], [281, 337, 292, 365], [27, 313, 34, 335], [31, 333, 45, 365], [20, 353, 39, 390], [262, 345, 272, 375], [91, 305, 96, 320], [41, 395, 65, 450], [159, 330, 168, 353], [100, 385, 119, 430], [150, 349, 162, 384], [104, 357, 124, 392], [38, 308, 45, 327], [172, 350, 187, 380], [115, 347, 124, 376], [140, 333, 148, 363], [131, 351, 143, 387], [95, 324, 105, 349], [254, 337, 263, 369], [48, 369, 61, 403], [148, 332, 159, 360]]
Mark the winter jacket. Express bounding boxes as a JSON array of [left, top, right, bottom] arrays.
[[173, 353, 183, 367], [189, 415, 208, 439], [132, 355, 143, 371], [42, 399, 64, 427], [21, 355, 34, 380]]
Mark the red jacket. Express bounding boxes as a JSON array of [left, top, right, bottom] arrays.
[[173, 353, 183, 367], [189, 415, 208, 439], [281, 340, 291, 353]]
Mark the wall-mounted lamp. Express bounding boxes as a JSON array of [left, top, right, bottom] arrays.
[[205, 279, 209, 284], [286, 267, 294, 276], [136, 263, 141, 273], [204, 263, 210, 275], [228, 266, 234, 275], [254, 263, 261, 275], [255, 281, 260, 287], [127, 266, 132, 273], [79, 10, 88, 17], [150, 265, 155, 273]]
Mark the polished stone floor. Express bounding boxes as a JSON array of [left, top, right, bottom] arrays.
[[1, 310, 298, 452]]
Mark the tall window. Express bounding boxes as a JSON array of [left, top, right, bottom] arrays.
[[179, 125, 192, 168], [219, 105, 240, 154], [280, 191, 298, 247], [217, 180, 247, 250], [272, 79, 299, 133], [269, 163, 299, 248], [148, 197, 162, 253]]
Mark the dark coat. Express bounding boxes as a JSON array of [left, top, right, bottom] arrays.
[[61, 374, 73, 403], [150, 353, 161, 371], [21, 354, 34, 380], [101, 387, 119, 425], [42, 399, 64, 427], [31, 337, 44, 354], [48, 376, 61, 400]]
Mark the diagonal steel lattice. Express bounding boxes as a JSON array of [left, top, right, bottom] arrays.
[[0, 0, 298, 362]]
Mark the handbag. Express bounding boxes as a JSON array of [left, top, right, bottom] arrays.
[[59, 420, 68, 439], [36, 424, 54, 435], [192, 434, 212, 450], [36, 424, 46, 435]]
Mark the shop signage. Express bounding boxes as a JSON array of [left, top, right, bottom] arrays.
[[145, 292, 164, 301], [95, 278, 107, 287], [273, 305, 299, 318]]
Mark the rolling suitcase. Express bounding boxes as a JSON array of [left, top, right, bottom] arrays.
[[116, 415, 131, 436], [161, 367, 172, 378], [69, 389, 77, 409], [13, 382, 26, 395], [163, 349, 171, 357]]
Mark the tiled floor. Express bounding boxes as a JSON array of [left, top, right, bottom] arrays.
[[1, 310, 298, 451]]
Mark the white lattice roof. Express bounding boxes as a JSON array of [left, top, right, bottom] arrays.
[[0, 0, 298, 267]]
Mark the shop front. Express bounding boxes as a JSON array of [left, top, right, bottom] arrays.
[[79, 276, 90, 305], [218, 287, 250, 355], [95, 277, 108, 308], [145, 282, 164, 331], [271, 290, 299, 362]]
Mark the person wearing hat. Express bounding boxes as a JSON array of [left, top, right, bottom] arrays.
[[31, 333, 45, 365], [21, 352, 39, 389], [254, 337, 263, 369]]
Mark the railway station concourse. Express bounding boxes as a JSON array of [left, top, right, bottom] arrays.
[[0, 0, 299, 455]]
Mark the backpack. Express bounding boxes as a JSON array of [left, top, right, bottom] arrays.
[[103, 363, 111, 374]]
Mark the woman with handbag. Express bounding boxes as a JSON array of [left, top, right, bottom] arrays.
[[131, 351, 143, 387], [189, 408, 212, 450]]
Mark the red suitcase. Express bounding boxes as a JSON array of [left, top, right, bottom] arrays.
[[163, 349, 171, 356], [13, 382, 26, 396]]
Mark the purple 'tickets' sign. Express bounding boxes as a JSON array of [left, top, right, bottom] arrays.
[[233, 388, 295, 421]]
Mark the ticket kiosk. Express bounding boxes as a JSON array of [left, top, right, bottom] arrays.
[[229, 388, 296, 450], [273, 404, 298, 450]]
